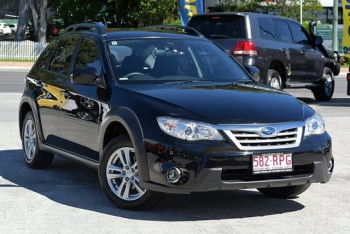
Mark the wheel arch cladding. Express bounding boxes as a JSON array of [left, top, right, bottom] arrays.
[[19, 102, 33, 139], [100, 106, 150, 181], [270, 60, 286, 81]]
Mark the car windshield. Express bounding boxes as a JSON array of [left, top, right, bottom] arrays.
[[107, 38, 251, 84]]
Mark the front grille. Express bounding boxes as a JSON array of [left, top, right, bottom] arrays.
[[222, 123, 303, 150], [221, 164, 314, 181]]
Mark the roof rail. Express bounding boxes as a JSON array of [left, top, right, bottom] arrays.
[[144, 25, 204, 38], [64, 23, 107, 35]]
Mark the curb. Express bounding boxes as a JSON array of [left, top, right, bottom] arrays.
[[0, 62, 34, 71], [0, 66, 32, 71]]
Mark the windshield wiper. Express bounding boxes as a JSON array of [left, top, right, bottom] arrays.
[[163, 80, 204, 85], [209, 34, 231, 39], [232, 79, 255, 85]]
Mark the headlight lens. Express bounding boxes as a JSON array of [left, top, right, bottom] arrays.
[[304, 113, 325, 137], [157, 117, 224, 141]]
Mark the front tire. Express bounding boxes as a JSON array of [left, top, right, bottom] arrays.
[[257, 183, 311, 198], [21, 111, 54, 169], [267, 69, 282, 90], [99, 135, 163, 210], [312, 67, 334, 101]]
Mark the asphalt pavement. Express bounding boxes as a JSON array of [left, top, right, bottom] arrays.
[[0, 67, 349, 234]]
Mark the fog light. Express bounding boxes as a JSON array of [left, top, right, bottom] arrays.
[[166, 167, 182, 184], [327, 159, 334, 174]]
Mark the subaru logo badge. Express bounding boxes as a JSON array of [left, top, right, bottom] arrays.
[[260, 126, 277, 137]]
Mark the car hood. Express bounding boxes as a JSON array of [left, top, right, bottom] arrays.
[[124, 82, 314, 124]]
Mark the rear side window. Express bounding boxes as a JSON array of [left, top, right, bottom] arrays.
[[35, 41, 58, 70], [188, 15, 246, 39], [274, 20, 293, 43], [258, 17, 278, 41]]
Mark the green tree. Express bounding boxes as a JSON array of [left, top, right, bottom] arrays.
[[16, 0, 180, 42], [263, 0, 322, 22], [215, 0, 322, 22], [49, 0, 110, 26], [107, 0, 179, 27], [216, 0, 259, 12]]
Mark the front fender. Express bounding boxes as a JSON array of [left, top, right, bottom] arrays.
[[98, 106, 150, 182]]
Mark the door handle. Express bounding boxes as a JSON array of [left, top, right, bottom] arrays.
[[34, 81, 43, 88], [62, 90, 70, 98], [281, 48, 287, 54], [300, 50, 306, 55]]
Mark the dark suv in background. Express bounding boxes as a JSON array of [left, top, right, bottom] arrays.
[[188, 12, 341, 101]]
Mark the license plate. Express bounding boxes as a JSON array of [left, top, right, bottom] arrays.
[[252, 153, 293, 174]]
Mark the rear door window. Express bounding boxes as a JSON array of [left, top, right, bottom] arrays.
[[188, 15, 246, 39], [274, 20, 293, 43]]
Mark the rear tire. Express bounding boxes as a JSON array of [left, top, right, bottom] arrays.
[[312, 67, 334, 101], [21, 111, 54, 169], [257, 183, 311, 199], [267, 69, 282, 90], [99, 135, 163, 210]]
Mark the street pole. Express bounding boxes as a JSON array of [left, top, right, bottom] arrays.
[[332, 0, 339, 52], [300, 0, 303, 24]]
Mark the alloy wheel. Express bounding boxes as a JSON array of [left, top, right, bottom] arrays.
[[270, 77, 281, 89], [324, 73, 333, 97], [106, 147, 146, 201], [23, 119, 36, 161]]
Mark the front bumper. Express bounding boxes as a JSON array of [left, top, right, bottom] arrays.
[[139, 133, 333, 194]]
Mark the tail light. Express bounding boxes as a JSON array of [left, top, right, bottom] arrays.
[[347, 73, 350, 81], [231, 41, 257, 56]]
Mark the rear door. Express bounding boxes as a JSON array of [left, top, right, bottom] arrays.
[[30, 36, 79, 147]]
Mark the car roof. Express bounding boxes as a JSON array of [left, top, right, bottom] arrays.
[[103, 30, 205, 40]]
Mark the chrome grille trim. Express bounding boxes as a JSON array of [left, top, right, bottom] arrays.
[[219, 122, 304, 150]]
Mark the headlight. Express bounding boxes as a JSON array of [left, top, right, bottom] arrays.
[[304, 113, 325, 137], [157, 117, 224, 141]]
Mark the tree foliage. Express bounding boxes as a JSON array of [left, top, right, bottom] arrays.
[[216, 0, 259, 12], [215, 0, 322, 22], [107, 0, 179, 27], [50, 0, 179, 28], [49, 0, 110, 26], [16, 0, 179, 42]]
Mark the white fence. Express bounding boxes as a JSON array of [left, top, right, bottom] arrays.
[[0, 41, 47, 61]]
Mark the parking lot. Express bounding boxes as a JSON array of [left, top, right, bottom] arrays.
[[0, 70, 349, 234]]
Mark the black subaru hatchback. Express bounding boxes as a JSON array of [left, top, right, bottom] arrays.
[[19, 23, 333, 210]]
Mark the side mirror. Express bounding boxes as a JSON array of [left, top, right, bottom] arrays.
[[72, 67, 106, 88], [244, 65, 260, 82], [314, 36, 323, 47]]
